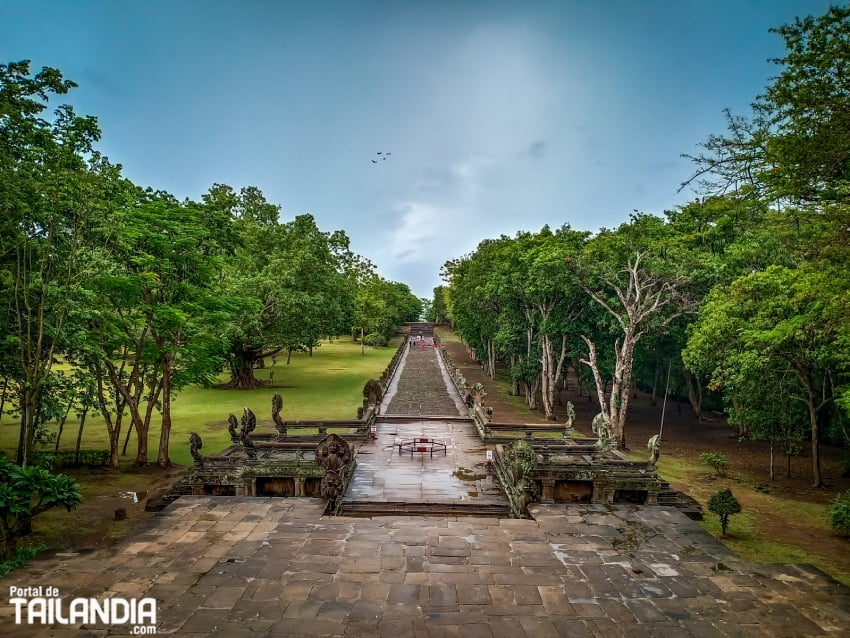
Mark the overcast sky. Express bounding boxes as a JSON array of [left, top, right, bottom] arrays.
[[1, 1, 833, 298]]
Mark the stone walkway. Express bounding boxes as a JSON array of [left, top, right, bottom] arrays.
[[3, 497, 848, 636], [345, 337, 505, 510], [382, 339, 465, 417], [343, 419, 506, 510]]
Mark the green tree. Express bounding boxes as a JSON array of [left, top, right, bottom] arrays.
[[71, 189, 236, 466], [0, 458, 81, 560], [684, 265, 843, 487], [0, 60, 121, 466], [708, 488, 742, 536], [211, 184, 355, 386], [576, 215, 695, 448], [426, 285, 449, 324]]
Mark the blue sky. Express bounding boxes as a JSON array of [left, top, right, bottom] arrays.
[[1, 1, 834, 298]]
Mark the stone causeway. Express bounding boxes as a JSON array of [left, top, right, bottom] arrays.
[[2, 331, 849, 636]]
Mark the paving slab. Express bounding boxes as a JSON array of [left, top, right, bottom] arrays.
[[2, 497, 848, 637]]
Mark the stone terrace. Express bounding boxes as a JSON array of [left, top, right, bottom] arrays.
[[2, 497, 850, 637]]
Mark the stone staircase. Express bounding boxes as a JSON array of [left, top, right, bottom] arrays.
[[339, 500, 511, 518], [656, 480, 704, 520]]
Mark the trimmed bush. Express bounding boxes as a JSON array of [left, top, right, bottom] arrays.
[[363, 332, 388, 347], [30, 450, 109, 469], [708, 488, 742, 536], [700, 451, 728, 477], [829, 490, 850, 538]]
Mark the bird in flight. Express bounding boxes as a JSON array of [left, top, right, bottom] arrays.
[[372, 151, 392, 163]]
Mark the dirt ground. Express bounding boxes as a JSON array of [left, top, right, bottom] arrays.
[[440, 336, 850, 582], [23, 465, 184, 560]]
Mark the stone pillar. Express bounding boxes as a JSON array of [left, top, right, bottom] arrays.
[[591, 474, 609, 503], [295, 477, 306, 497], [540, 480, 555, 504]]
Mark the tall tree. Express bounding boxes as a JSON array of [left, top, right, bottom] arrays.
[[684, 265, 843, 487], [576, 216, 693, 448], [0, 60, 120, 465]]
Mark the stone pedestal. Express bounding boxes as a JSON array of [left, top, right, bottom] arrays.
[[540, 479, 555, 504]]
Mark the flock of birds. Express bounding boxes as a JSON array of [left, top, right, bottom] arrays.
[[371, 151, 391, 164]]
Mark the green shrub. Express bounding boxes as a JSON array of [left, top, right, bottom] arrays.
[[30, 449, 109, 469], [363, 332, 388, 347], [829, 490, 850, 537], [0, 458, 82, 560], [700, 451, 729, 477], [0, 544, 45, 577], [708, 488, 742, 536]]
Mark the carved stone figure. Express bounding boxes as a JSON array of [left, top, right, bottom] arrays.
[[315, 434, 353, 505], [647, 434, 661, 465], [363, 379, 383, 407], [503, 439, 538, 516], [272, 393, 286, 435], [227, 414, 239, 443], [189, 432, 203, 461], [470, 382, 486, 406], [240, 407, 257, 458], [592, 412, 614, 451], [564, 401, 576, 435]]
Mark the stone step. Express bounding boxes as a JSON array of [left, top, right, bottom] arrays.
[[339, 500, 511, 518], [655, 482, 704, 520]]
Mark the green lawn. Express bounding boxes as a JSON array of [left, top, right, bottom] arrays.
[[0, 336, 402, 467]]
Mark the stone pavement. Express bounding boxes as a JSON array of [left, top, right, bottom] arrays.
[[382, 339, 465, 417], [343, 419, 506, 509], [3, 497, 849, 637], [347, 334, 505, 511]]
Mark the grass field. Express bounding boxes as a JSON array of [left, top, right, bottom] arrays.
[[0, 336, 402, 467]]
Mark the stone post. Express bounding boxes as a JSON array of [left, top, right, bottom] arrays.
[[540, 479, 555, 503]]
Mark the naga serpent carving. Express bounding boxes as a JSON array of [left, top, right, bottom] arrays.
[[315, 433, 353, 507]]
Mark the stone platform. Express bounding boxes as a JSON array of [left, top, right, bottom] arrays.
[[2, 497, 848, 637]]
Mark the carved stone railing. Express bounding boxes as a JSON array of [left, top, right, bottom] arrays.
[[434, 332, 493, 434]]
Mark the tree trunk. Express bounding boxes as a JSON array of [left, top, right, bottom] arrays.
[[54, 399, 74, 452], [807, 397, 823, 487], [524, 376, 540, 410], [684, 369, 703, 421], [121, 418, 133, 456], [157, 358, 174, 468], [16, 388, 38, 466], [227, 352, 263, 388], [74, 407, 89, 466], [581, 333, 637, 450], [488, 340, 496, 379], [94, 369, 122, 468], [540, 332, 568, 421], [361, 327, 365, 355], [769, 436, 775, 481], [795, 371, 824, 488], [0, 376, 9, 421]]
